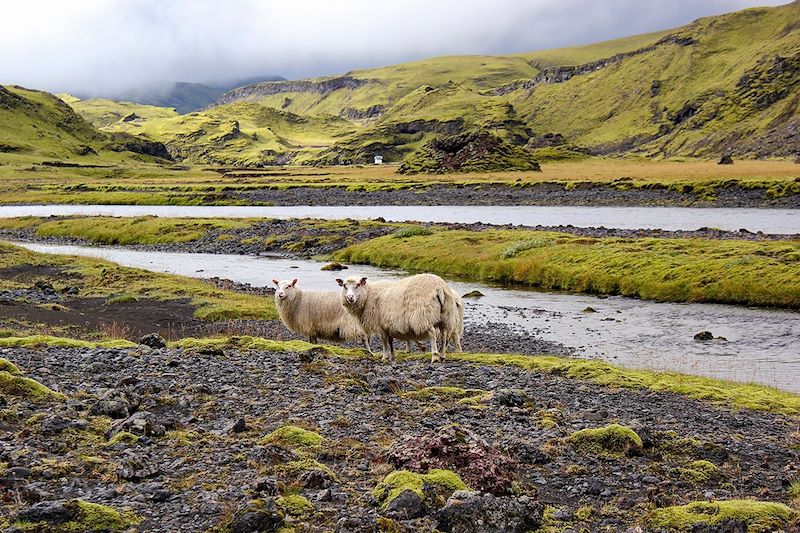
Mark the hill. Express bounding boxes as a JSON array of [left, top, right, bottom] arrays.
[[63, 1, 800, 166], [0, 85, 172, 164]]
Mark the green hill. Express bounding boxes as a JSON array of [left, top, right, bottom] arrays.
[[62, 1, 800, 166], [0, 85, 172, 164]]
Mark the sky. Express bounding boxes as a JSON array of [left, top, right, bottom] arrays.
[[0, 0, 788, 96]]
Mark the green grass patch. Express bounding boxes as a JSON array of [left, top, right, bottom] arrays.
[[12, 499, 140, 532], [646, 500, 796, 532], [276, 494, 313, 516], [678, 459, 721, 483], [373, 469, 468, 511], [335, 229, 800, 308], [392, 225, 434, 239], [0, 370, 64, 402], [0, 335, 136, 350]]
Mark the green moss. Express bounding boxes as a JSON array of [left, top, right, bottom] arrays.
[[0, 335, 136, 350], [567, 423, 643, 455], [404, 386, 486, 401], [170, 336, 360, 357], [107, 431, 139, 446], [0, 371, 64, 402], [373, 469, 468, 510], [275, 494, 313, 516], [0, 357, 20, 375], [14, 499, 139, 532], [646, 500, 796, 532], [678, 459, 721, 483], [259, 425, 324, 448], [274, 459, 337, 481]]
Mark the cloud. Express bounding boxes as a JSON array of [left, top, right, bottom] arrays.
[[0, 0, 787, 96]]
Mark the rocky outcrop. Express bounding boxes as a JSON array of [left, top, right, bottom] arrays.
[[494, 33, 696, 96], [107, 133, 173, 160], [212, 76, 370, 107]]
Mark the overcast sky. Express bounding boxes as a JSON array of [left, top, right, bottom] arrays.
[[0, 0, 788, 96]]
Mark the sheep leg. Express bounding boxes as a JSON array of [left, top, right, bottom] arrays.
[[389, 336, 396, 362], [309, 335, 318, 344], [439, 326, 448, 361], [380, 333, 392, 362], [453, 333, 463, 353], [405, 341, 413, 352], [363, 337, 374, 357], [429, 327, 441, 363]]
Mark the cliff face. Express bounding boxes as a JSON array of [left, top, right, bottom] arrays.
[[212, 76, 370, 107]]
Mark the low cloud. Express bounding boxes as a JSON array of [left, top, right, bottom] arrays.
[[0, 0, 786, 96]]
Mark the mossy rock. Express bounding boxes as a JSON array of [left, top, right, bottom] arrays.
[[276, 494, 313, 517], [0, 357, 20, 375], [258, 425, 324, 448], [646, 500, 796, 532], [0, 371, 63, 402], [566, 423, 643, 455], [678, 459, 721, 483], [373, 469, 468, 512], [107, 431, 139, 446], [14, 499, 139, 532], [274, 459, 337, 482]]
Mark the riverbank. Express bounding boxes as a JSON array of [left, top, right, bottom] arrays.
[[0, 336, 798, 531], [3, 217, 798, 308]]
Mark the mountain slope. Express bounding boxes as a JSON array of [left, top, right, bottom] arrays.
[[63, 1, 800, 166], [0, 85, 171, 163]]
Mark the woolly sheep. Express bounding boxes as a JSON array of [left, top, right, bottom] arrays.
[[336, 273, 459, 363], [406, 289, 463, 352], [273, 279, 372, 353]]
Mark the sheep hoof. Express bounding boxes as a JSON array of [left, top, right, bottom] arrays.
[[430, 353, 442, 363]]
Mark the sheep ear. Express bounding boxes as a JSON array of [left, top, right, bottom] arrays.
[[272, 279, 279, 286], [335, 278, 344, 286], [359, 277, 368, 286], [291, 279, 298, 287]]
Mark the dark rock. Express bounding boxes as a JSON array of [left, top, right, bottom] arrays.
[[229, 498, 284, 533], [117, 454, 160, 480], [298, 468, 334, 489], [585, 478, 604, 495], [5, 466, 33, 479], [225, 417, 248, 434], [254, 477, 279, 496], [494, 388, 528, 408], [335, 515, 379, 533], [436, 492, 544, 533], [16, 500, 70, 523], [39, 415, 87, 436], [384, 489, 424, 519], [249, 444, 297, 466], [387, 424, 518, 494], [691, 520, 748, 533], [372, 376, 403, 393], [718, 154, 734, 165], [90, 389, 131, 419], [321, 262, 348, 271], [138, 333, 167, 349], [694, 331, 714, 341], [299, 346, 327, 363], [121, 112, 139, 122], [108, 411, 165, 438], [61, 285, 79, 295], [582, 306, 597, 313], [462, 290, 485, 298]]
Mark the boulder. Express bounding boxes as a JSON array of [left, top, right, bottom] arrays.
[[90, 389, 131, 419], [108, 411, 165, 438], [718, 154, 734, 165], [384, 489, 425, 519], [138, 333, 167, 349], [228, 498, 284, 533], [694, 331, 714, 341], [435, 492, 544, 533]]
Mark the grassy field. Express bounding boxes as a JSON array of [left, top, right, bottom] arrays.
[[0, 242, 275, 321], [335, 228, 800, 308], [1, 159, 798, 206]]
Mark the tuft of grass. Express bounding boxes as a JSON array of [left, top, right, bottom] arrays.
[[259, 425, 324, 448], [0, 358, 21, 375], [678, 459, 721, 484], [274, 459, 337, 481], [392, 225, 434, 239], [106, 294, 139, 305], [646, 500, 796, 532], [107, 431, 139, 446], [566, 423, 643, 455]]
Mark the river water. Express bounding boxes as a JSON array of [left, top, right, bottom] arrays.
[[12, 241, 800, 392], [1, 205, 798, 233]]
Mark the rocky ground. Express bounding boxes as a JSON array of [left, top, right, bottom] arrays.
[[1, 342, 798, 532], [1, 218, 794, 262], [224, 182, 800, 208]]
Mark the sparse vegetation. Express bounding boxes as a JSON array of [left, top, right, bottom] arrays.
[[646, 500, 795, 531]]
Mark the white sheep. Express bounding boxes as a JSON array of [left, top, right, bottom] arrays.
[[406, 289, 463, 352], [336, 273, 459, 362], [273, 279, 372, 353]]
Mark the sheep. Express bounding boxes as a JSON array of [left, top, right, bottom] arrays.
[[406, 289, 463, 352], [272, 278, 372, 353], [336, 273, 459, 363]]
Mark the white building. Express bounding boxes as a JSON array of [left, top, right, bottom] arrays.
[[374, 155, 383, 164]]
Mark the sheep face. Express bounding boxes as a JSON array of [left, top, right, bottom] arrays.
[[336, 276, 367, 305], [273, 279, 298, 301]]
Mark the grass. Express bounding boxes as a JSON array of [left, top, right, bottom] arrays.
[[259, 425, 324, 448], [335, 229, 800, 308], [0, 370, 64, 402], [0, 242, 276, 321]]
